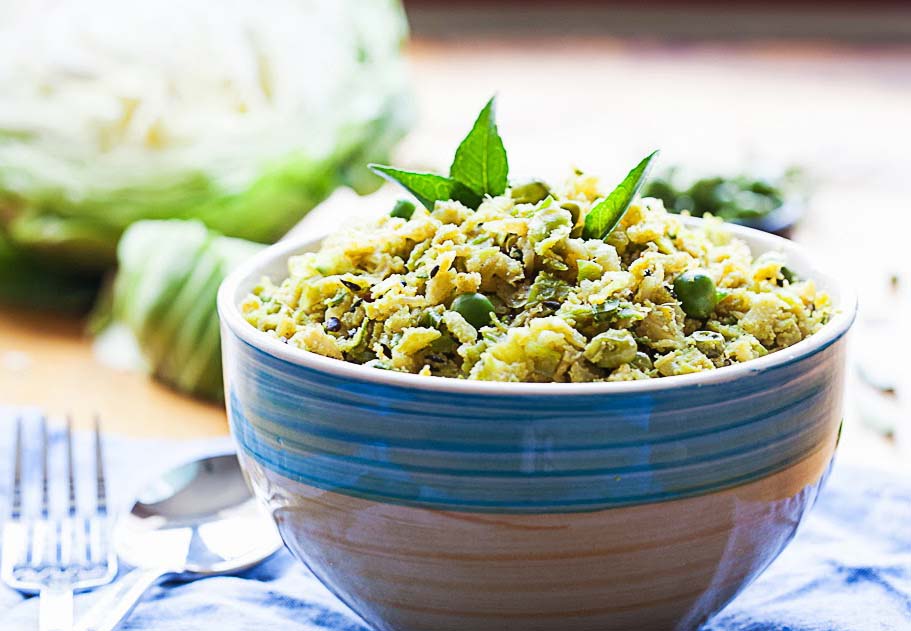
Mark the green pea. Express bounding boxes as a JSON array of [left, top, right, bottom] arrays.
[[451, 292, 495, 329], [674, 271, 718, 320], [583, 329, 638, 369], [390, 199, 416, 220], [510, 180, 550, 205]]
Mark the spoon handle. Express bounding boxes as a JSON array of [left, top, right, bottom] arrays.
[[75, 568, 166, 631]]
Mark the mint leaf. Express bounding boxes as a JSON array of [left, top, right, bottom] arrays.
[[367, 97, 507, 211], [369, 165, 481, 210], [449, 97, 508, 198], [582, 150, 660, 240]]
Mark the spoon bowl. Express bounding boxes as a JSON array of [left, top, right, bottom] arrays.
[[77, 453, 282, 631], [116, 454, 280, 576]]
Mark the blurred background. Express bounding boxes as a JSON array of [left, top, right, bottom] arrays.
[[1, 1, 909, 467]]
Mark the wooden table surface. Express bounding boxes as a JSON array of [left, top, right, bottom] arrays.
[[1, 38, 909, 456], [0, 307, 227, 437]]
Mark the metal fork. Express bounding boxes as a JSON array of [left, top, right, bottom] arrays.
[[2, 416, 118, 631]]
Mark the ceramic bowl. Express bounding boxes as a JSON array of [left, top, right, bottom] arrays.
[[217, 220, 856, 631]]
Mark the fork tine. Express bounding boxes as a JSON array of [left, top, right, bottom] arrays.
[[11, 417, 23, 520], [40, 415, 49, 520], [28, 415, 51, 568], [94, 415, 107, 517], [87, 415, 109, 566], [61, 416, 78, 568], [4, 415, 117, 598], [65, 416, 76, 518]]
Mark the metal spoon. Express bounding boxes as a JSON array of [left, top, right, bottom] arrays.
[[76, 453, 282, 631]]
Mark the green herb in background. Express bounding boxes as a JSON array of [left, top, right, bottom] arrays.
[[582, 150, 659, 240], [642, 168, 802, 221]]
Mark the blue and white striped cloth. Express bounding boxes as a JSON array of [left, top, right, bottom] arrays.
[[1, 409, 908, 631]]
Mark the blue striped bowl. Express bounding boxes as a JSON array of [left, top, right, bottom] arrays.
[[218, 219, 856, 631]]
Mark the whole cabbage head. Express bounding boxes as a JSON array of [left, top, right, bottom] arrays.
[[0, 0, 411, 272]]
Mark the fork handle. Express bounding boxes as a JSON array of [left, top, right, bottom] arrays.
[[75, 568, 167, 631], [39, 581, 74, 631]]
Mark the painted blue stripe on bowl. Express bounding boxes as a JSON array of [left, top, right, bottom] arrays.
[[234, 332, 835, 447], [233, 435, 833, 511], [230, 394, 832, 510], [233, 383, 830, 477], [236, 377, 826, 462], [223, 325, 847, 513]]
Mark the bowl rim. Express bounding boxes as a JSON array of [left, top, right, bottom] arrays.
[[218, 216, 857, 397]]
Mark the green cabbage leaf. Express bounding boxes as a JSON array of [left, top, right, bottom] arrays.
[[110, 220, 263, 400]]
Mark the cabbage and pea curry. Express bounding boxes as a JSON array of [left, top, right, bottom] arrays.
[[242, 98, 831, 382]]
